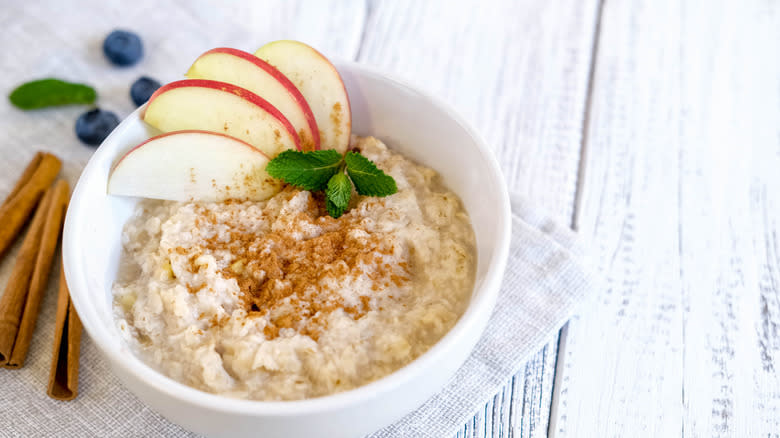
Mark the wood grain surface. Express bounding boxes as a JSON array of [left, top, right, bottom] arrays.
[[549, 0, 780, 436]]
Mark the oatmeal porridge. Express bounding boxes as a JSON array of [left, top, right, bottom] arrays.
[[113, 136, 476, 400]]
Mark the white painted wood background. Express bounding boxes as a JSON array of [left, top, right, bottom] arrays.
[[1, 0, 778, 436]]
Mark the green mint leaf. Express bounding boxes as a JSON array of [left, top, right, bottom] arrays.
[[344, 152, 397, 197], [326, 198, 347, 218], [325, 172, 351, 218], [9, 78, 96, 110], [265, 149, 343, 191], [266, 149, 398, 218]]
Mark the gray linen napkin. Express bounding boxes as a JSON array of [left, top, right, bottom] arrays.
[[0, 194, 594, 437]]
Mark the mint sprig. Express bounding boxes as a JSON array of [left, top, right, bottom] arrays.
[[9, 78, 96, 110], [266, 149, 397, 218]]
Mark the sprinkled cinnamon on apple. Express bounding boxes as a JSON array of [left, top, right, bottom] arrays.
[[330, 102, 343, 142]]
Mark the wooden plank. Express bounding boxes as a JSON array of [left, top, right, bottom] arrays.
[[356, 1, 600, 436], [549, 0, 780, 436], [678, 1, 780, 434]]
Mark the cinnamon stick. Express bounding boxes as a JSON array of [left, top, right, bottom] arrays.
[[1, 152, 43, 206], [47, 262, 82, 401], [0, 152, 61, 259], [5, 180, 70, 368], [0, 186, 54, 363]]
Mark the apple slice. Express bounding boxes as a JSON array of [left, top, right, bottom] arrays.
[[186, 48, 320, 151], [142, 79, 300, 158], [108, 130, 281, 202], [255, 40, 351, 154]]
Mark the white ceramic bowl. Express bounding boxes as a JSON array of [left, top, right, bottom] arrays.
[[63, 61, 511, 438]]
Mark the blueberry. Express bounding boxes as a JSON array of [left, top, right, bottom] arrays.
[[130, 76, 161, 106], [75, 109, 120, 146], [103, 30, 143, 66]]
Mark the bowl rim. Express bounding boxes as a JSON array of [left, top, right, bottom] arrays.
[[63, 60, 512, 416]]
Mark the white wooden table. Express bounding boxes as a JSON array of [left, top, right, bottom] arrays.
[[2, 0, 779, 436]]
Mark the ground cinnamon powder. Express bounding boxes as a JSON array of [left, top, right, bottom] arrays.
[[174, 188, 410, 341]]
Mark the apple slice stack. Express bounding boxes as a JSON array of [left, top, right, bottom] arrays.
[[108, 40, 351, 202]]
